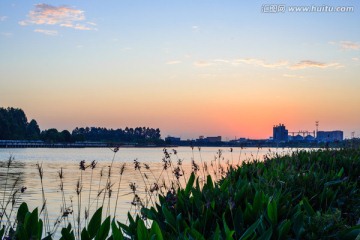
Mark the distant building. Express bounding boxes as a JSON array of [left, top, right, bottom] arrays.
[[165, 136, 181, 144], [293, 135, 304, 141], [196, 136, 222, 143], [273, 124, 288, 142], [304, 135, 316, 142], [317, 131, 343, 142], [206, 136, 222, 143]]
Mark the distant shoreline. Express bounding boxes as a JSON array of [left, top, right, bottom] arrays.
[[0, 139, 351, 149], [0, 140, 172, 149]]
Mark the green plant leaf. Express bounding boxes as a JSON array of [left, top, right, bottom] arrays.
[[0, 225, 5, 239], [136, 220, 149, 240], [239, 218, 260, 240], [188, 227, 205, 240], [223, 214, 235, 240], [162, 205, 177, 232], [338, 225, 360, 240], [117, 221, 132, 236], [60, 226, 75, 240], [207, 175, 214, 190], [301, 198, 315, 217], [141, 207, 157, 221], [277, 220, 291, 240], [150, 221, 163, 240], [337, 167, 344, 177], [95, 216, 111, 240], [25, 207, 39, 239], [324, 178, 348, 188], [258, 227, 273, 240], [267, 200, 278, 225], [38, 218, 43, 240], [88, 207, 102, 238], [212, 223, 221, 240], [16, 202, 29, 225], [81, 228, 90, 240], [111, 219, 124, 240], [292, 211, 304, 239], [185, 172, 195, 195]]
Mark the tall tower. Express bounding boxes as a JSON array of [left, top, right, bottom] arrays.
[[315, 121, 319, 138]]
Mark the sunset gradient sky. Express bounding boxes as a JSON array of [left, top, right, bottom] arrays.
[[1, 1, 360, 139]]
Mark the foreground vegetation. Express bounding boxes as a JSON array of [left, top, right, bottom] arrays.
[[1, 148, 360, 239]]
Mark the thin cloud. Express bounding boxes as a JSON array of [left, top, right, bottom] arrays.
[[19, 4, 95, 30], [339, 41, 360, 50], [0, 16, 7, 21], [194, 58, 287, 68], [193, 60, 213, 67], [352, 57, 359, 61], [283, 74, 305, 79], [34, 29, 58, 36], [289, 60, 341, 69], [0, 32, 12, 37], [166, 60, 181, 65], [193, 58, 343, 70], [234, 58, 288, 68]]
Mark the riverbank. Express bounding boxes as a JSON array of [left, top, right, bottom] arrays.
[[1, 138, 356, 149], [0, 140, 175, 148]]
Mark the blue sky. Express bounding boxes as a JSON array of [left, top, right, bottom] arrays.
[[1, 1, 360, 139]]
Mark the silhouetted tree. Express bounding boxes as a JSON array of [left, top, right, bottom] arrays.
[[26, 119, 41, 139]]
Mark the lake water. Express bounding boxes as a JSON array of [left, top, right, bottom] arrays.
[[0, 146, 295, 237]]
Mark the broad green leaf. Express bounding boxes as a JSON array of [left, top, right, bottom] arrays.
[[253, 191, 263, 215], [337, 167, 344, 177], [292, 211, 304, 239], [81, 228, 90, 240], [88, 207, 103, 238], [258, 227, 273, 240], [212, 223, 221, 240], [137, 220, 149, 240], [150, 221, 163, 240], [25, 207, 39, 239], [0, 225, 5, 238], [162, 205, 177, 232], [16, 202, 29, 224], [117, 221, 131, 236], [338, 225, 360, 240], [185, 173, 195, 195], [37, 218, 43, 240], [188, 227, 205, 240], [223, 213, 235, 240], [324, 178, 347, 187], [141, 207, 157, 221], [207, 175, 214, 190], [301, 198, 315, 217], [267, 200, 278, 225], [95, 216, 111, 240], [60, 226, 75, 240], [111, 219, 124, 240], [277, 220, 291, 240], [239, 218, 260, 240]]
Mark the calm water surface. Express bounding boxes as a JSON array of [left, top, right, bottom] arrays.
[[0, 147, 295, 237]]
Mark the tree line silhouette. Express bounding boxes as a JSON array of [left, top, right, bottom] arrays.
[[0, 107, 163, 144]]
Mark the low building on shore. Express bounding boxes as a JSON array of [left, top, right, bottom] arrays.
[[317, 131, 343, 142]]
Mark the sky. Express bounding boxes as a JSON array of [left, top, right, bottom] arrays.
[[1, 1, 360, 140]]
